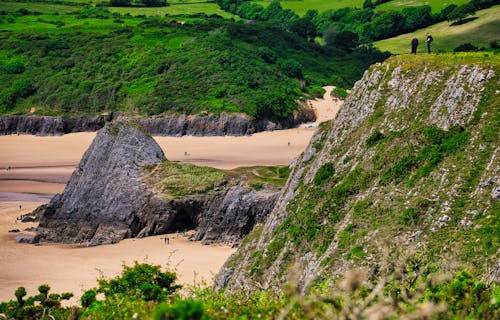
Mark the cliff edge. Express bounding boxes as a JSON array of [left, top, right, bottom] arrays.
[[217, 53, 500, 293]]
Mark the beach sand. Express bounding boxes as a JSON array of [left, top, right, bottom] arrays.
[[0, 202, 235, 303], [0, 87, 342, 304]]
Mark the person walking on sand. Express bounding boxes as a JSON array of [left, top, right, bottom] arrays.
[[411, 37, 419, 54], [426, 32, 433, 54]]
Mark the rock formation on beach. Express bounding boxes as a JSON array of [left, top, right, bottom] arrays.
[[35, 121, 280, 245], [36, 121, 170, 244]]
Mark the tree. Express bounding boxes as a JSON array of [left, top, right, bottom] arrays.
[[363, 0, 375, 9], [402, 6, 433, 31], [110, 0, 131, 7], [438, 4, 458, 21], [333, 30, 359, 51], [447, 4, 476, 23], [290, 17, 317, 40]]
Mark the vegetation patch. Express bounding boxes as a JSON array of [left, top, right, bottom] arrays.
[[380, 125, 470, 185]]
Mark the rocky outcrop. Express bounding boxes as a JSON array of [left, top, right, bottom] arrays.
[[195, 184, 279, 246], [0, 108, 315, 136], [217, 55, 500, 293], [36, 121, 173, 244], [0, 114, 112, 135], [34, 121, 279, 245]]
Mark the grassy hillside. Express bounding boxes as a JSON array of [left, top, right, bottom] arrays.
[[108, 3, 236, 17], [377, 0, 470, 13], [252, 0, 469, 16], [221, 53, 500, 301], [0, 0, 236, 17], [143, 161, 290, 198], [253, 0, 365, 16], [375, 5, 500, 53], [0, 8, 388, 119]]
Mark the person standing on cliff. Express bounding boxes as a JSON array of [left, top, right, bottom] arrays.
[[426, 32, 433, 54], [411, 37, 419, 54]]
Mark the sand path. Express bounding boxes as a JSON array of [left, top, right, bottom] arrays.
[[0, 87, 342, 304]]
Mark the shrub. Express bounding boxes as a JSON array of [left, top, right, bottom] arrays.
[[401, 207, 419, 226], [314, 162, 335, 185], [154, 299, 206, 320], [454, 43, 479, 52], [2, 61, 25, 74], [366, 130, 385, 147], [280, 59, 302, 78], [80, 289, 97, 308], [95, 262, 181, 302]]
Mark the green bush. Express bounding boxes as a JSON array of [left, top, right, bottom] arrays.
[[366, 130, 385, 147], [81, 289, 97, 308], [95, 262, 181, 302], [401, 207, 419, 226], [313, 162, 335, 185], [2, 61, 25, 74], [154, 299, 206, 320]]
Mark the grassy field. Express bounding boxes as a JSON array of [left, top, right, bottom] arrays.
[[253, 0, 364, 15], [0, 0, 235, 18], [0, 1, 81, 14], [108, 3, 235, 17], [375, 5, 500, 54], [377, 0, 470, 13], [252, 0, 470, 16]]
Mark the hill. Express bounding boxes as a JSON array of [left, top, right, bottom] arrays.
[[0, 7, 388, 121], [218, 53, 499, 294], [375, 5, 500, 53], [250, 0, 469, 16]]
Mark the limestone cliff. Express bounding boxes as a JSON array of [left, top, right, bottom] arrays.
[[0, 107, 315, 136], [217, 54, 500, 293]]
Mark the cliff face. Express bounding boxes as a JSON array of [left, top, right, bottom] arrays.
[[217, 54, 500, 293], [36, 121, 171, 244], [0, 108, 315, 136], [35, 121, 279, 245]]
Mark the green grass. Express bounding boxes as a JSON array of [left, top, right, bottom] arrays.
[[143, 161, 290, 197], [375, 5, 500, 53], [251, 0, 469, 16], [0, 1, 81, 14], [109, 3, 236, 18], [377, 0, 470, 13], [253, 0, 365, 16]]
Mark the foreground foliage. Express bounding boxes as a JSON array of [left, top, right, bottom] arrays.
[[0, 262, 498, 319]]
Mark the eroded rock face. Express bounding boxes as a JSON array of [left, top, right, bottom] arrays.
[[36, 121, 172, 244], [195, 184, 279, 246], [0, 108, 315, 136]]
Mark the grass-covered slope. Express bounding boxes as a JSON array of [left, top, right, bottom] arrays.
[[220, 53, 500, 293], [143, 161, 290, 198], [0, 7, 388, 120], [375, 5, 500, 53], [252, 0, 469, 15]]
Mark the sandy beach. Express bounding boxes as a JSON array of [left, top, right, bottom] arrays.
[[0, 87, 342, 304], [0, 202, 235, 303]]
